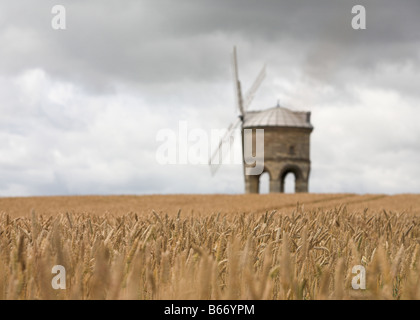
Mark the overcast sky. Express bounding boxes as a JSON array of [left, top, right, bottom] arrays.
[[1, 0, 420, 196]]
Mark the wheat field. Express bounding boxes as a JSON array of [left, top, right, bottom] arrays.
[[0, 194, 419, 300]]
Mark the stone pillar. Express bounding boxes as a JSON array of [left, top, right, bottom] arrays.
[[245, 175, 259, 194], [269, 179, 281, 193], [295, 178, 308, 193]]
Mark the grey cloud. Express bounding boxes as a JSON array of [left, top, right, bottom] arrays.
[[2, 0, 420, 88]]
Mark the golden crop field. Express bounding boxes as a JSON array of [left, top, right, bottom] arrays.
[[0, 194, 420, 300]]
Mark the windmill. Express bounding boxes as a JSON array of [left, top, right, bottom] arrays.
[[208, 47, 266, 176]]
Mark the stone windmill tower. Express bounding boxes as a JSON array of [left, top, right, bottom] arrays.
[[209, 47, 313, 194], [243, 105, 313, 193]]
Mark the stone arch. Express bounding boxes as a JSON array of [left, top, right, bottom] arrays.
[[258, 167, 271, 194], [279, 165, 308, 193], [245, 166, 276, 194], [259, 172, 270, 194]]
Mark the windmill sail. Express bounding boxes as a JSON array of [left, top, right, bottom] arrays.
[[232, 46, 244, 116], [243, 64, 266, 111], [208, 118, 242, 176], [209, 46, 266, 177]]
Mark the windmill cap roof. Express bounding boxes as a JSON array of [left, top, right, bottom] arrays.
[[243, 106, 313, 129]]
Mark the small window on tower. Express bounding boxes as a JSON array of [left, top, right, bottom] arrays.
[[289, 146, 295, 155]]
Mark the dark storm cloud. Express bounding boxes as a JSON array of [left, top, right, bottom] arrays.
[[1, 0, 420, 88]]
